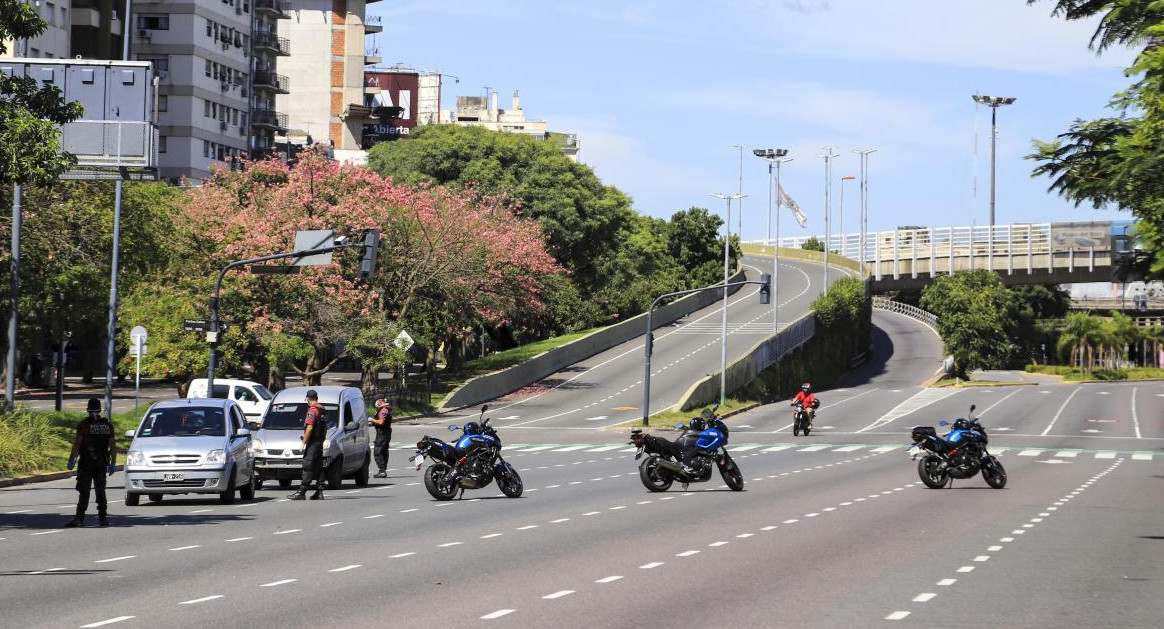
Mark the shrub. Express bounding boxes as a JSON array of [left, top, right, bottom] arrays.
[[1090, 368, 1127, 381], [0, 410, 55, 478]]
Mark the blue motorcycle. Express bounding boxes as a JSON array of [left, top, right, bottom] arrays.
[[629, 404, 744, 492], [410, 405, 523, 500], [909, 404, 1007, 489]]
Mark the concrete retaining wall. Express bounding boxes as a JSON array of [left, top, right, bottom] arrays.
[[439, 269, 749, 410]]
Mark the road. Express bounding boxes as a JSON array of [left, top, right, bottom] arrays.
[[3, 305, 1161, 628]]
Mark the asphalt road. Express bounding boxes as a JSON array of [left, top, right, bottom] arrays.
[[3, 306, 1161, 628]]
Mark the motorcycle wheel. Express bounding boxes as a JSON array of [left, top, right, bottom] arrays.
[[496, 462, 524, 498], [803, 419, 812, 437], [719, 455, 745, 491], [983, 456, 1008, 489], [638, 456, 673, 492], [423, 464, 458, 501], [918, 455, 948, 489], [793, 415, 801, 437]]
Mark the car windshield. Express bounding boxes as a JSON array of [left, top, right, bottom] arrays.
[[253, 385, 274, 400], [262, 403, 339, 430], [136, 408, 226, 437]]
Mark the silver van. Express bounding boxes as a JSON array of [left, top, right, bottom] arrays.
[[123, 398, 256, 505], [251, 386, 370, 490]]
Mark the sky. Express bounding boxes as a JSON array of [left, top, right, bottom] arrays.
[[369, 0, 1138, 241]]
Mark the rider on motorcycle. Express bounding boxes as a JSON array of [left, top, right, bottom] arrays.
[[791, 382, 819, 428]]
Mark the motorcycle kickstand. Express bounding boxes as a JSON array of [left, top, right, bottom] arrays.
[[458, 488, 466, 500], [946, 477, 954, 489]]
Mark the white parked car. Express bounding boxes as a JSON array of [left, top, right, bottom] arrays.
[[187, 378, 273, 424], [123, 398, 256, 505]]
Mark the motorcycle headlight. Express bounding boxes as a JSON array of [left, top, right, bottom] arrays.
[[205, 449, 226, 465], [126, 450, 145, 467]]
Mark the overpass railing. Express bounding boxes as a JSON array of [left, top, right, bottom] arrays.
[[872, 297, 938, 331]]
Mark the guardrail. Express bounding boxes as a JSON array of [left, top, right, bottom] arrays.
[[872, 296, 938, 331], [60, 119, 156, 171]]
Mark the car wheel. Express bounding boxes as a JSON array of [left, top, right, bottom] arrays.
[[354, 451, 370, 487], [239, 471, 256, 500], [125, 492, 141, 506], [219, 468, 236, 504], [326, 457, 343, 490]]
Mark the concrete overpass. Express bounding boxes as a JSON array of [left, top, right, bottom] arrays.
[[756, 221, 1125, 292]]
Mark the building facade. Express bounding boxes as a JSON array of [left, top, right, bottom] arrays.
[[451, 90, 579, 161], [277, 0, 378, 162], [1, 0, 123, 61]]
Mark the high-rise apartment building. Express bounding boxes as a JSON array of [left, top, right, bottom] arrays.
[[278, 0, 378, 162], [250, 0, 291, 160], [1, 1, 123, 60]]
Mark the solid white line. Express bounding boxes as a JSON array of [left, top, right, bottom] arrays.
[[94, 555, 135, 563], [978, 389, 1021, 416], [886, 611, 910, 620], [179, 595, 224, 605], [328, 564, 361, 572], [913, 593, 936, 602], [1041, 387, 1081, 436], [7, 509, 31, 514], [596, 575, 623, 583], [1131, 387, 1142, 439], [80, 616, 135, 627], [542, 590, 574, 599], [169, 545, 200, 551], [260, 579, 297, 587], [481, 609, 516, 620], [640, 562, 664, 569]]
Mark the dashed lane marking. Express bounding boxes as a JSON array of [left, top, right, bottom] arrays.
[[80, 616, 136, 627], [639, 562, 665, 569], [886, 612, 910, 621], [169, 545, 200, 551], [481, 610, 516, 620], [542, 590, 574, 599], [260, 579, 297, 587], [328, 565, 361, 572], [596, 575, 623, 583], [913, 593, 936, 603], [389, 552, 415, 558], [94, 555, 135, 563]]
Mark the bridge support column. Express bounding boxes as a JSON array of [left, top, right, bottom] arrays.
[[893, 230, 899, 280], [948, 227, 954, 276], [988, 225, 994, 273]]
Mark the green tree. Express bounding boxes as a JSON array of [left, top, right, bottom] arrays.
[[801, 236, 825, 252], [1057, 311, 1103, 372], [0, 1, 83, 185], [1010, 284, 1071, 319], [919, 270, 1023, 378]]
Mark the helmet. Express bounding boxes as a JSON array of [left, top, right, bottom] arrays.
[[86, 398, 101, 412], [801, 382, 812, 393], [464, 422, 482, 434], [689, 417, 707, 432]]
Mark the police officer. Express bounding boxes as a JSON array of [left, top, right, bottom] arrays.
[[65, 398, 116, 528], [289, 389, 327, 500], [372, 398, 393, 478]]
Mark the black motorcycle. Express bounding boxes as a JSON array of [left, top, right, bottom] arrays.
[[410, 405, 523, 500], [792, 400, 817, 437], [629, 404, 744, 492], [909, 404, 1007, 489]]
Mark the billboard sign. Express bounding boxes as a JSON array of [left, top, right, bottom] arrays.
[[362, 71, 419, 147]]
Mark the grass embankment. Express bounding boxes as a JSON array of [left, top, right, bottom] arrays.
[[1023, 364, 1164, 382], [930, 378, 1033, 388], [0, 409, 140, 479], [608, 397, 759, 431]]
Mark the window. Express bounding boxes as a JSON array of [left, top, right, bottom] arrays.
[[29, 47, 39, 57], [138, 15, 169, 30], [157, 95, 168, 112], [203, 140, 211, 158], [213, 22, 219, 39], [343, 402, 355, 429], [204, 99, 211, 117], [205, 59, 212, 77], [46, 3, 55, 26], [135, 408, 225, 437], [61, 7, 67, 27], [158, 136, 167, 153], [217, 146, 226, 161], [234, 387, 257, 403]]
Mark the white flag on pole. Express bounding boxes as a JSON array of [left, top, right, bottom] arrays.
[[778, 184, 808, 228]]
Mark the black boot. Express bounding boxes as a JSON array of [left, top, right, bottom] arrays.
[[288, 491, 306, 500], [309, 487, 324, 500], [64, 513, 85, 528], [98, 513, 109, 528]]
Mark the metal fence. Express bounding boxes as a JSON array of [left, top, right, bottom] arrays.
[[367, 383, 432, 410], [872, 297, 939, 331]]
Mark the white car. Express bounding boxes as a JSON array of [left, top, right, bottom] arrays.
[[187, 377, 273, 424], [123, 398, 256, 505]]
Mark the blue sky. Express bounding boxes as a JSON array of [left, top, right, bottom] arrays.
[[370, 0, 1136, 241]]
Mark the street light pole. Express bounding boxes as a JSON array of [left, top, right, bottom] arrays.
[[711, 192, 746, 407], [818, 148, 838, 294], [854, 149, 877, 272], [840, 175, 856, 257], [753, 148, 790, 334], [972, 94, 1016, 227], [732, 144, 746, 237]]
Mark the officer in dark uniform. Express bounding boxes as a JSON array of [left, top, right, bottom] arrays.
[[289, 390, 326, 500], [65, 398, 116, 527], [372, 398, 393, 478]]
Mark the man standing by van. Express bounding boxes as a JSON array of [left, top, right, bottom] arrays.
[[289, 389, 326, 500], [65, 398, 116, 527], [372, 398, 393, 478]]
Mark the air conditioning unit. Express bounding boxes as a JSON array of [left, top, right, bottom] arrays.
[[234, 75, 245, 86], [138, 29, 151, 38], [220, 81, 230, 91]]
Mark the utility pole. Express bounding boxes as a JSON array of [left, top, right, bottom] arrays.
[[819, 148, 839, 294]]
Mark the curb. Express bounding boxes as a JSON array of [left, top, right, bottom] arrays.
[[0, 465, 122, 488]]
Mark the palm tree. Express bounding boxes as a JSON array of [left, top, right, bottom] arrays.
[[1109, 311, 1141, 368], [1058, 312, 1103, 373]]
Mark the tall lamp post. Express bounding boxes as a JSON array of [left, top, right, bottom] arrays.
[[839, 175, 855, 257], [711, 192, 746, 406], [753, 149, 790, 333], [732, 144, 746, 237], [853, 148, 877, 271], [972, 94, 1015, 227], [818, 148, 839, 294]]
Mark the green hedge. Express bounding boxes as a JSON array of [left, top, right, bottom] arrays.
[[0, 410, 57, 478]]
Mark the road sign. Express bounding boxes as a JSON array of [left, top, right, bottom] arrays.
[[292, 230, 335, 266], [129, 325, 148, 357], [394, 330, 414, 351], [128, 343, 148, 357], [184, 319, 210, 331]]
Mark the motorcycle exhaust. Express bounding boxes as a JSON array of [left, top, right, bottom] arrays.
[[653, 458, 693, 482]]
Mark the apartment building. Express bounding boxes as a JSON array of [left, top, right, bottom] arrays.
[[452, 90, 580, 161], [0, 0, 122, 60], [278, 0, 379, 162]]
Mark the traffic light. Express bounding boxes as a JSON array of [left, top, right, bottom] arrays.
[[759, 273, 772, 305], [360, 229, 381, 279]]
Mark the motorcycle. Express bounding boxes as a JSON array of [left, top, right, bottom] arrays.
[[909, 404, 1007, 489], [792, 400, 817, 437], [629, 404, 744, 492], [409, 405, 523, 500]]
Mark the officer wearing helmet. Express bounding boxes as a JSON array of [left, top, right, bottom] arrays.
[[65, 398, 117, 528], [791, 382, 820, 428]]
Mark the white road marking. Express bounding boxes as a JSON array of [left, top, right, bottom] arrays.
[[80, 616, 135, 627], [1041, 387, 1082, 436], [885, 611, 910, 620], [274, 529, 301, 535], [761, 525, 777, 531], [709, 541, 729, 547], [320, 522, 343, 527], [169, 545, 200, 551], [329, 565, 361, 572], [583, 511, 601, 516], [988, 545, 1003, 551], [364, 514, 386, 519], [833, 445, 862, 452], [260, 579, 297, 587], [1055, 451, 1079, 458], [937, 578, 957, 586], [225, 536, 252, 542], [481, 609, 516, 620], [94, 555, 135, 563], [439, 542, 463, 547], [798, 445, 829, 452], [974, 555, 990, 562], [1132, 452, 1152, 460], [1018, 449, 1043, 456], [957, 566, 975, 573], [763, 445, 794, 452], [550, 518, 570, 523], [1131, 387, 1142, 439], [189, 508, 212, 513], [783, 519, 799, 524], [179, 595, 224, 605], [596, 575, 623, 583], [517, 525, 539, 530], [480, 533, 502, 539], [677, 550, 701, 557], [28, 568, 65, 574], [400, 508, 418, 513], [7, 509, 31, 514], [640, 562, 664, 569], [389, 552, 415, 558], [858, 388, 961, 433], [542, 590, 574, 599], [913, 593, 936, 602], [30, 530, 62, 536]]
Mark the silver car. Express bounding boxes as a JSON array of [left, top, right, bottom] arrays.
[[123, 399, 256, 505], [252, 386, 371, 490]]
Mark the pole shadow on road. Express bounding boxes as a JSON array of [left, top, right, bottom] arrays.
[[1, 569, 114, 577], [0, 511, 255, 531]]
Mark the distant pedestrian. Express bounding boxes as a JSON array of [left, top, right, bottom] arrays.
[[372, 398, 393, 478], [65, 398, 116, 528], [289, 389, 326, 500]]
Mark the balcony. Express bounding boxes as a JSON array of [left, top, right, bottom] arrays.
[[254, 0, 291, 19], [251, 108, 288, 132], [365, 15, 383, 34], [252, 31, 290, 56], [253, 70, 290, 94], [365, 46, 382, 65]]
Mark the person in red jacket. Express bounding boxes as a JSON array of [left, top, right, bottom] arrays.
[[790, 382, 819, 427]]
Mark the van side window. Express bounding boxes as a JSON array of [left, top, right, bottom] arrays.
[[211, 384, 229, 399], [343, 401, 354, 429]]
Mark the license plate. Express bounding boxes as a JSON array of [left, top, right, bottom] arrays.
[[163, 472, 185, 481], [413, 454, 424, 470]]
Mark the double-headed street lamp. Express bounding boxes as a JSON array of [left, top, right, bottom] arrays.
[[853, 148, 877, 271], [753, 148, 790, 333], [972, 94, 1016, 227], [711, 192, 746, 407], [818, 148, 839, 295], [839, 175, 855, 256]]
